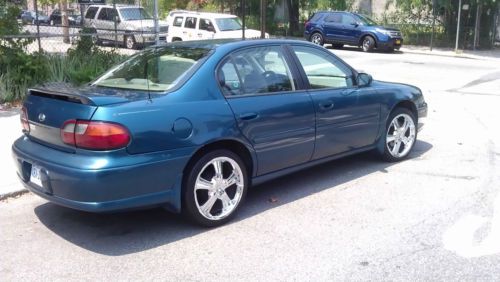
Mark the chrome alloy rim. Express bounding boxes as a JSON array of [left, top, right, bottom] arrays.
[[363, 38, 372, 50], [386, 113, 416, 158], [194, 157, 244, 220], [311, 34, 322, 45], [126, 36, 134, 49]]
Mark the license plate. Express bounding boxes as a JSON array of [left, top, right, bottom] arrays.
[[395, 39, 401, 45], [30, 165, 43, 187]]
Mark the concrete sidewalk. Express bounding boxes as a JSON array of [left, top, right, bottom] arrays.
[[0, 107, 26, 200], [401, 45, 500, 61]]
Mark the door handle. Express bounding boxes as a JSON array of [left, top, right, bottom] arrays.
[[319, 102, 334, 111], [239, 112, 259, 121], [197, 33, 202, 36]]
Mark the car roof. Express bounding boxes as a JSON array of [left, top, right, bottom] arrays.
[[156, 39, 318, 53], [169, 11, 237, 19], [87, 4, 144, 9]]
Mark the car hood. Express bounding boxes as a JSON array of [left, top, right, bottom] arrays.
[[214, 28, 268, 39]]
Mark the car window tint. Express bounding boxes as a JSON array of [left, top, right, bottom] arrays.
[[97, 8, 107, 20], [199, 18, 213, 31], [341, 14, 355, 25], [325, 13, 341, 23], [218, 46, 296, 96], [185, 17, 197, 29], [173, 16, 183, 27], [85, 7, 98, 19], [292, 46, 353, 89], [106, 8, 118, 21]]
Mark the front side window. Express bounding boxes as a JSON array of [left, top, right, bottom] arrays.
[[199, 18, 214, 31], [93, 47, 211, 92], [85, 7, 98, 19], [341, 14, 356, 25], [185, 17, 197, 29], [292, 46, 353, 89], [217, 46, 296, 96], [173, 16, 183, 27], [97, 8, 106, 20]]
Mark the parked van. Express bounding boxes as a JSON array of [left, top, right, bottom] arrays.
[[166, 10, 268, 42]]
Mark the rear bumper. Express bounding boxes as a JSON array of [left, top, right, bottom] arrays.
[[12, 136, 193, 213]]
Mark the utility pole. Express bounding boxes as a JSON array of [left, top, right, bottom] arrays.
[[473, 1, 482, 50], [153, 0, 159, 45], [455, 0, 462, 52], [241, 0, 245, 40], [430, 0, 437, 51], [260, 0, 266, 38]]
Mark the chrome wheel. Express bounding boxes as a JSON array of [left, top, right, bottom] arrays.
[[194, 156, 244, 221], [125, 35, 135, 49], [362, 36, 375, 52], [310, 33, 323, 45], [386, 113, 416, 158]]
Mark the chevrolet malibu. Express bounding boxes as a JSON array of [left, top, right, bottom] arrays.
[[12, 39, 427, 226]]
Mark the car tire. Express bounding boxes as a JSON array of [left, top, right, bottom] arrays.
[[183, 149, 248, 227], [332, 43, 344, 49], [362, 36, 375, 52], [124, 35, 136, 49], [310, 32, 324, 46], [381, 108, 417, 162]]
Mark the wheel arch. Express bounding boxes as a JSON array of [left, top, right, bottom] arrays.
[[390, 100, 418, 122], [182, 139, 256, 186]]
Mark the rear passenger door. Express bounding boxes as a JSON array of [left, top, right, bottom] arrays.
[[217, 45, 316, 175], [183, 16, 197, 40], [322, 13, 343, 42]]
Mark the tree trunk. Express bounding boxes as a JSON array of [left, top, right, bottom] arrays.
[[286, 0, 299, 36], [61, 0, 69, 44]]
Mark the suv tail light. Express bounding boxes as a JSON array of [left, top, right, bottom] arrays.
[[61, 120, 130, 150], [20, 107, 30, 133]]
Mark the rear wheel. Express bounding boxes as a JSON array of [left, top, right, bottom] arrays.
[[381, 108, 417, 162], [183, 150, 248, 227], [362, 36, 375, 52], [310, 33, 324, 46]]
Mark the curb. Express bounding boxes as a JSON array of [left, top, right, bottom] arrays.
[[0, 189, 29, 201], [400, 48, 500, 61]]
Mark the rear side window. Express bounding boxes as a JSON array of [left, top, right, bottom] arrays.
[[292, 46, 353, 89], [97, 8, 107, 20], [173, 16, 183, 27], [217, 46, 296, 96], [85, 7, 98, 19], [185, 17, 197, 29], [309, 13, 323, 22]]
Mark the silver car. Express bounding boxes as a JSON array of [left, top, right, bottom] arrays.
[[84, 4, 168, 49]]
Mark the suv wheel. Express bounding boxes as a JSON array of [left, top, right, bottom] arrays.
[[124, 35, 136, 49], [310, 33, 324, 46], [362, 36, 375, 52]]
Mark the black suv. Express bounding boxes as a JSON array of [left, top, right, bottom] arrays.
[[304, 11, 403, 52]]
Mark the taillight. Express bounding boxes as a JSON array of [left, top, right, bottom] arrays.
[[61, 120, 130, 150], [20, 107, 30, 133]]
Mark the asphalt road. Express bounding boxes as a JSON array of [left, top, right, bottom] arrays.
[[1, 48, 500, 280]]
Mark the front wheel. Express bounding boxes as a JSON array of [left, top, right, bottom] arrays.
[[310, 33, 324, 46], [124, 35, 136, 49], [381, 108, 417, 162], [183, 150, 248, 227], [362, 36, 375, 52]]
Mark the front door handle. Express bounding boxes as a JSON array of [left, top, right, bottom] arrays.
[[239, 112, 259, 121], [319, 101, 334, 111]]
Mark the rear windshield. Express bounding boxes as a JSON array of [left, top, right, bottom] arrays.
[[93, 46, 211, 92]]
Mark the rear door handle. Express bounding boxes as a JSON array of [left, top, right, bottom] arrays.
[[239, 112, 259, 121]]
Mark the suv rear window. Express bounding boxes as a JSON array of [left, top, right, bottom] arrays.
[[85, 7, 98, 19], [93, 46, 211, 92]]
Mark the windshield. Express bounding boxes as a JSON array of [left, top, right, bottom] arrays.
[[215, 17, 242, 31], [120, 8, 152, 21], [355, 14, 378, 26], [93, 46, 210, 92]]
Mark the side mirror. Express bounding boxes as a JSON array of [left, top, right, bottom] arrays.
[[350, 22, 359, 27], [357, 73, 372, 87]]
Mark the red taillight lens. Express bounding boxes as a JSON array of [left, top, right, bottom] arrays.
[[61, 120, 130, 150], [20, 107, 30, 133]]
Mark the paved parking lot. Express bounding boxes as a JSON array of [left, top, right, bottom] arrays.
[[1, 48, 500, 280]]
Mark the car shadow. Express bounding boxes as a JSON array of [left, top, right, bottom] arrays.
[[326, 45, 403, 54], [34, 140, 432, 256]]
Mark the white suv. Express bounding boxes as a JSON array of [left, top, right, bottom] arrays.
[[166, 11, 268, 42], [84, 4, 168, 49]]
